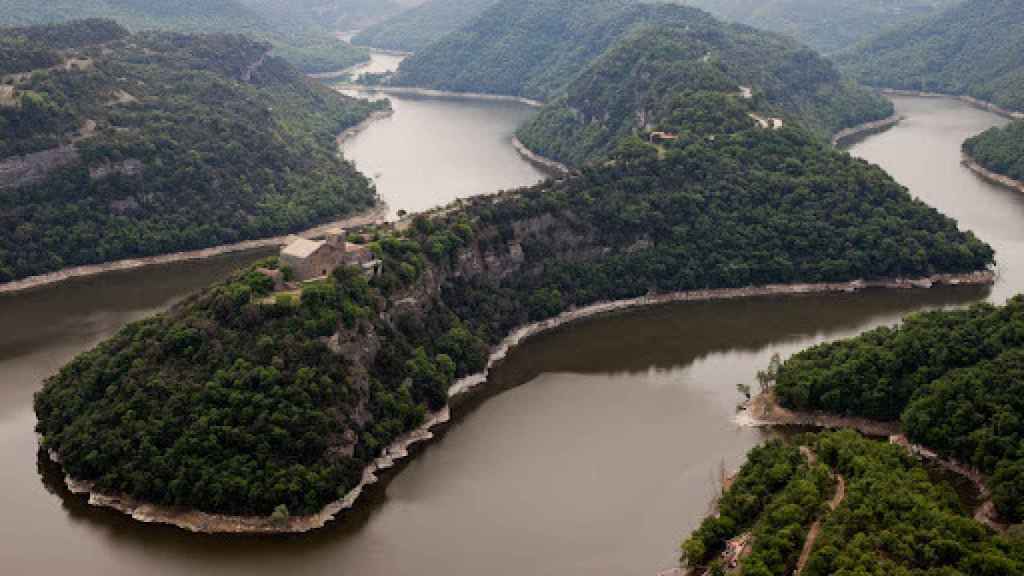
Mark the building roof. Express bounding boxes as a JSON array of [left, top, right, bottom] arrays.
[[281, 237, 323, 260]]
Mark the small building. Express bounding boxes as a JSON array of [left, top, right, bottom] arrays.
[[649, 131, 679, 144], [280, 229, 381, 281]]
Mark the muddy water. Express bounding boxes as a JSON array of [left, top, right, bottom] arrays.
[[0, 95, 1019, 575], [337, 52, 548, 218]]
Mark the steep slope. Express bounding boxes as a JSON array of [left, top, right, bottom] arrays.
[[683, 0, 961, 55], [837, 0, 1024, 112], [35, 117, 994, 525], [516, 17, 893, 166], [238, 0, 408, 34], [0, 20, 385, 282], [351, 0, 498, 52], [0, 0, 369, 73]]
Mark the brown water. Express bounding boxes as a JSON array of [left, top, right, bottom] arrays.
[[338, 52, 548, 218], [0, 95, 1020, 575]]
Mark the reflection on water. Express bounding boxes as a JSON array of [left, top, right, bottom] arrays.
[[0, 96, 1020, 575]]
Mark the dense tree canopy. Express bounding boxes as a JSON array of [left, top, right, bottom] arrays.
[[0, 22, 385, 282], [515, 16, 892, 166], [682, 0, 961, 55], [35, 114, 994, 517], [964, 120, 1024, 183], [776, 297, 1024, 522], [837, 0, 1024, 112], [0, 0, 369, 73], [682, 432, 1024, 576]]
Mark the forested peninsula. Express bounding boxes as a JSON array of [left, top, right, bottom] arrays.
[[35, 112, 996, 530], [837, 0, 1024, 113], [0, 0, 369, 74], [963, 121, 1024, 192], [0, 20, 385, 283]]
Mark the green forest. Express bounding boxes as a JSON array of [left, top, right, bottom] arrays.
[[0, 20, 385, 282], [515, 15, 892, 167], [837, 0, 1024, 112], [775, 297, 1024, 522], [681, 431, 1024, 575], [0, 0, 369, 74], [35, 112, 995, 517], [352, 0, 497, 52], [682, 0, 960, 55], [964, 120, 1024, 183]]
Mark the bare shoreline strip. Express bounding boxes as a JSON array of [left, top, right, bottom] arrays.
[[333, 84, 545, 108], [880, 89, 1024, 121], [511, 136, 571, 175], [831, 114, 903, 147], [0, 205, 389, 296], [962, 152, 1024, 195], [53, 269, 994, 534]]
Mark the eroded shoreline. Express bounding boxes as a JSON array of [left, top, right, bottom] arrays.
[[963, 152, 1024, 195], [334, 84, 545, 107], [880, 89, 1024, 120], [511, 136, 571, 175], [832, 114, 903, 147], [52, 269, 995, 533]]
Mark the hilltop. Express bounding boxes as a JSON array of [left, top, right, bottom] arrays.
[[515, 12, 893, 166], [0, 20, 385, 282], [352, 0, 497, 53]]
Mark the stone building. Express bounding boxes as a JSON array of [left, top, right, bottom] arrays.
[[280, 230, 380, 281]]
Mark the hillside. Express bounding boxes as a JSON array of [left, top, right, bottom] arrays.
[[683, 0, 961, 55], [351, 0, 497, 53], [0, 20, 385, 282], [34, 113, 995, 522], [964, 121, 1024, 183], [680, 431, 1024, 575], [837, 0, 1024, 112], [774, 296, 1024, 523], [239, 0, 407, 33], [515, 15, 893, 166], [0, 0, 369, 73]]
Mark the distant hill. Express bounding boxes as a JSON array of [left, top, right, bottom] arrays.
[[516, 12, 893, 166], [238, 0, 408, 34], [682, 0, 961, 55], [0, 19, 384, 282], [0, 0, 369, 73], [837, 0, 1024, 112], [352, 0, 497, 52]]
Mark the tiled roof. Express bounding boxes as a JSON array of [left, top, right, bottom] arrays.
[[281, 237, 323, 259]]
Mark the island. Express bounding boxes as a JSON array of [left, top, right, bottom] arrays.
[[0, 19, 386, 284]]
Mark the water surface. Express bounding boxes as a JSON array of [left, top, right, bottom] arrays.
[[0, 96, 1020, 575]]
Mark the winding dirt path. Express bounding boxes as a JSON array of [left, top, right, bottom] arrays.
[[794, 474, 845, 576]]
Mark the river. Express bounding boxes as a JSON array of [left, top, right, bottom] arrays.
[[0, 93, 1020, 574]]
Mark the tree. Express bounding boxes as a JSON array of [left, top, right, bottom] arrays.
[[271, 504, 290, 526]]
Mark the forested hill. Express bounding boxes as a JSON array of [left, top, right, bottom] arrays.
[[238, 0, 409, 34], [389, 0, 673, 102], [0, 20, 384, 282], [352, 0, 498, 53], [515, 15, 893, 167], [35, 118, 993, 521], [682, 0, 961, 55], [775, 297, 1024, 523], [964, 121, 1024, 183], [837, 0, 1024, 112], [0, 0, 369, 74], [680, 431, 1024, 576]]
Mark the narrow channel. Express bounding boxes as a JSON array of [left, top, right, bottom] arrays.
[[0, 90, 1020, 574]]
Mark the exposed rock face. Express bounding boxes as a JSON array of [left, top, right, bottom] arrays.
[[0, 146, 79, 190], [89, 158, 143, 181]]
